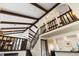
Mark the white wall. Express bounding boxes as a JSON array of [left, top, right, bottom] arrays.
[[32, 3, 71, 56], [31, 38, 41, 56], [55, 52, 79, 56], [47, 30, 79, 52], [47, 39, 55, 53], [30, 4, 61, 56]]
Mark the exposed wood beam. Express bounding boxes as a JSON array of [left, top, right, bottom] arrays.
[[24, 3, 60, 32], [29, 28, 36, 33], [1, 27, 27, 30], [1, 21, 32, 25], [34, 25, 38, 28], [1, 10, 38, 20], [31, 3, 48, 12], [34, 3, 61, 26], [35, 3, 61, 23]]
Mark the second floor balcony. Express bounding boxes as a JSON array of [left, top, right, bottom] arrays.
[[40, 9, 78, 35]]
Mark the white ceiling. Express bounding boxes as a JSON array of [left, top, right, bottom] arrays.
[[0, 3, 57, 35], [38, 3, 56, 10], [0, 13, 36, 23], [0, 3, 45, 18], [0, 24, 30, 28]]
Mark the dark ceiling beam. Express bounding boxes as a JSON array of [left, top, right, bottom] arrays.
[[1, 27, 27, 30], [0, 10, 38, 20], [34, 24, 38, 29], [31, 3, 48, 12], [1, 21, 32, 25], [23, 24, 38, 32], [38, 3, 60, 20], [29, 28, 36, 33], [24, 3, 60, 32]]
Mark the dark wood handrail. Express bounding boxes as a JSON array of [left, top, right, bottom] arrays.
[[40, 9, 78, 34], [30, 29, 39, 49], [40, 10, 72, 28], [40, 24, 45, 28], [31, 29, 39, 42], [57, 9, 72, 18], [47, 18, 56, 24]]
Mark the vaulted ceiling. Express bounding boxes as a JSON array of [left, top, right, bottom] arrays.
[[0, 3, 60, 35]]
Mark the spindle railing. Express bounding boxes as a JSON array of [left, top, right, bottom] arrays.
[[40, 24, 46, 34], [58, 9, 78, 27], [30, 30, 39, 49], [0, 35, 27, 51], [40, 9, 78, 34], [47, 18, 58, 31]]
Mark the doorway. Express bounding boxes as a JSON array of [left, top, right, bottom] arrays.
[[41, 39, 48, 56]]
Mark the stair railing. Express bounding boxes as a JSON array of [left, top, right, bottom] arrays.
[[0, 35, 27, 51], [30, 29, 39, 49]]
